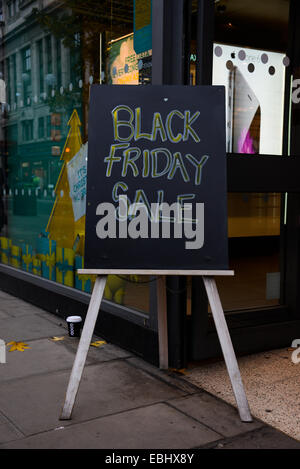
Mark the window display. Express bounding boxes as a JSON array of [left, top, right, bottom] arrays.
[[0, 0, 152, 314], [192, 43, 286, 238], [212, 43, 286, 156]]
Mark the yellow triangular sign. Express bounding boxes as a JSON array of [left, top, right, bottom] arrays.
[[46, 109, 85, 252]]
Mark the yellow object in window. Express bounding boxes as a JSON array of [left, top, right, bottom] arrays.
[[46, 110, 85, 254]]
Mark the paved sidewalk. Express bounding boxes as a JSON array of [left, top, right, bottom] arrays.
[[0, 289, 299, 449]]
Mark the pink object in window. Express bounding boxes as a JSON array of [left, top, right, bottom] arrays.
[[238, 128, 255, 154]]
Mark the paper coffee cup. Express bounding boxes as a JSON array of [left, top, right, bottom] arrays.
[[66, 316, 82, 337]]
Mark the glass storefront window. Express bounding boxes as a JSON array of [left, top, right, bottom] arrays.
[[0, 0, 152, 314], [212, 44, 286, 156], [190, 0, 289, 311], [219, 192, 281, 310], [212, 0, 289, 158]]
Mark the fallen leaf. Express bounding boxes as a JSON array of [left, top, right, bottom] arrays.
[[90, 340, 106, 348], [6, 341, 31, 352], [50, 336, 65, 341], [169, 368, 187, 375]]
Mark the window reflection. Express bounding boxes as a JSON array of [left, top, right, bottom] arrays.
[[0, 0, 152, 314], [209, 0, 288, 311]]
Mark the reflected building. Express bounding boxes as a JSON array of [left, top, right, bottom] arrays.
[[0, 0, 82, 193]]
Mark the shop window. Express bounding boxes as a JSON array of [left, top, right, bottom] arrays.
[[210, 0, 289, 311], [212, 44, 286, 156], [0, 0, 152, 316], [188, 0, 289, 311]]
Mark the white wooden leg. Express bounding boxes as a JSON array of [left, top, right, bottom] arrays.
[[202, 276, 252, 422], [157, 276, 168, 369], [60, 275, 107, 420]]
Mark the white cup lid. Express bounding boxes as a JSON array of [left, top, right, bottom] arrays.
[[66, 315, 82, 323]]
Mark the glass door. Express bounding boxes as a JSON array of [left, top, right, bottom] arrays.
[[187, 0, 300, 361]]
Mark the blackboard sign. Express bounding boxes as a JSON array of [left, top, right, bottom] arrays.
[[85, 85, 228, 270]]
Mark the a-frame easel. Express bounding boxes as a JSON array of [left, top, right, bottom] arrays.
[[60, 269, 252, 423]]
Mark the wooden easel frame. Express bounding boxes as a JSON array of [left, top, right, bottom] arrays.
[[60, 269, 252, 423]]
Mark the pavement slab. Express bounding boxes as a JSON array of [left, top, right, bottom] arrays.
[[0, 291, 18, 301], [55, 335, 133, 363], [0, 421, 24, 444], [1, 338, 86, 382], [213, 426, 300, 449], [0, 313, 67, 342], [185, 348, 300, 442], [1, 290, 300, 449], [0, 411, 24, 444], [126, 357, 199, 394], [0, 299, 46, 318], [168, 393, 264, 438], [0, 360, 185, 435], [0, 310, 10, 320], [0, 403, 221, 449]]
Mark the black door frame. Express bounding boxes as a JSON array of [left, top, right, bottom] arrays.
[[153, 0, 300, 366]]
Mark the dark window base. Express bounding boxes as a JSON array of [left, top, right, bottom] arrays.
[[0, 265, 159, 366], [188, 316, 300, 361], [1, 264, 298, 368]]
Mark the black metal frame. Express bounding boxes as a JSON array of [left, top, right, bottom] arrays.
[[153, 0, 300, 364], [188, 0, 300, 362], [227, 155, 300, 193], [152, 0, 193, 368]]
